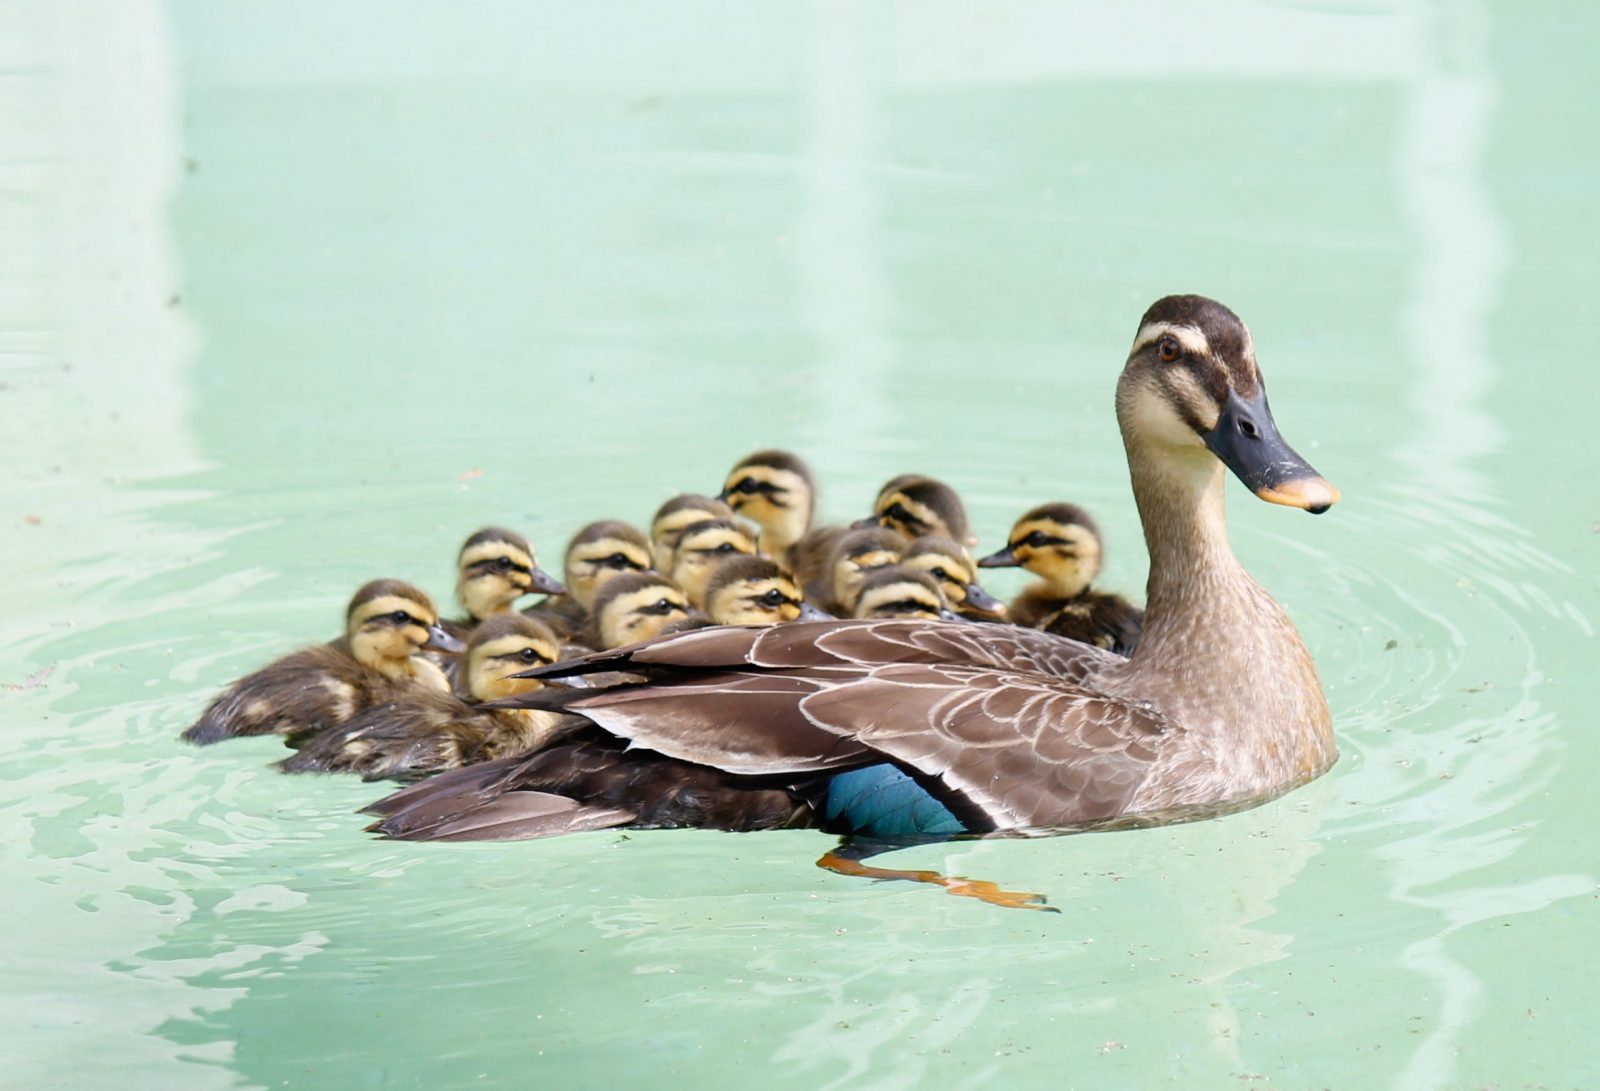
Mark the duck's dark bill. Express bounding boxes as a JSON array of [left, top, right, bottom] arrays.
[[1202, 388, 1339, 514]]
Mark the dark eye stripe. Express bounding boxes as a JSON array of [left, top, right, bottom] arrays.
[[469, 558, 531, 576]]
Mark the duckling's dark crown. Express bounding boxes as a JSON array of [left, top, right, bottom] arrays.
[[902, 534, 965, 559], [674, 517, 749, 544], [467, 612, 555, 648], [652, 493, 731, 523], [568, 520, 651, 551], [729, 449, 815, 485], [346, 579, 433, 620], [703, 555, 791, 598], [831, 526, 906, 558], [591, 570, 682, 613], [1015, 503, 1102, 541], [457, 526, 531, 559], [857, 564, 941, 595]]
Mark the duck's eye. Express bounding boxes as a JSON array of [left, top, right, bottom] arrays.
[[1158, 337, 1181, 363], [930, 566, 950, 582], [494, 556, 512, 571], [390, 610, 411, 624], [518, 647, 540, 663], [1024, 532, 1049, 548], [734, 477, 759, 495], [759, 589, 787, 607], [714, 542, 738, 554]]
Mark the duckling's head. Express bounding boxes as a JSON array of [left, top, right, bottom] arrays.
[[825, 526, 907, 613], [703, 555, 809, 626], [462, 614, 561, 701], [1116, 295, 1338, 513], [852, 565, 957, 622], [859, 475, 974, 546], [668, 518, 759, 609], [977, 503, 1104, 597], [562, 521, 655, 611], [718, 449, 817, 555], [650, 494, 734, 573], [454, 527, 567, 621], [590, 571, 693, 649], [346, 579, 462, 675], [902, 535, 1006, 618]]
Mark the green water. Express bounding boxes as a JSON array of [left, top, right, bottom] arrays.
[[6, 2, 1598, 1087]]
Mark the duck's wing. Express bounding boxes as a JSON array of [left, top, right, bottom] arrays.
[[504, 620, 1170, 829], [524, 618, 1118, 683]]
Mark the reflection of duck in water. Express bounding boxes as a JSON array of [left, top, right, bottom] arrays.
[[367, 296, 1340, 911]]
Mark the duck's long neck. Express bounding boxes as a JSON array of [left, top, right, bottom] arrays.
[[1110, 436, 1335, 789], [1126, 443, 1244, 653]]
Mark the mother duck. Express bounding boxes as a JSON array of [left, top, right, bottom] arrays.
[[367, 296, 1339, 855]]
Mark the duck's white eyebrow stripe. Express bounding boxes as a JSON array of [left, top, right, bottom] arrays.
[[1132, 322, 1211, 356]]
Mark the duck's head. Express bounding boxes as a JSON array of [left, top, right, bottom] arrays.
[[902, 535, 1006, 618], [346, 579, 463, 676], [825, 526, 908, 613], [462, 614, 561, 701], [668, 518, 759, 608], [718, 449, 816, 555], [454, 526, 567, 621], [852, 565, 958, 622], [977, 503, 1104, 597], [703, 555, 820, 626], [1116, 295, 1338, 513], [562, 521, 656, 611], [590, 571, 694, 649], [650, 494, 734, 573], [857, 475, 975, 546]]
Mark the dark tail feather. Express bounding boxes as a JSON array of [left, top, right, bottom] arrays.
[[180, 714, 233, 746], [360, 754, 530, 818]]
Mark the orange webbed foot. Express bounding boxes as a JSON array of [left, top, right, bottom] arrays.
[[817, 850, 1058, 913]]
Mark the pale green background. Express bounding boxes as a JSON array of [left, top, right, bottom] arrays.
[[3, 2, 1597, 1088]]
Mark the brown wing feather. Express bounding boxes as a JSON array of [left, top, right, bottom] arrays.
[[796, 664, 1171, 827]]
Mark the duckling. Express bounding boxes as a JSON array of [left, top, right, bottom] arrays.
[[901, 535, 1007, 620], [649, 494, 734, 574], [703, 555, 827, 626], [181, 579, 463, 746], [278, 615, 572, 781], [444, 527, 567, 642], [526, 520, 655, 640], [667, 518, 759, 610], [717, 449, 817, 564], [584, 571, 695, 650], [977, 502, 1144, 654], [851, 565, 957, 622], [804, 526, 907, 616], [858, 474, 975, 547]]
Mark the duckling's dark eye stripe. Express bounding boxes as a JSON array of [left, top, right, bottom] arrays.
[[468, 559, 531, 576], [882, 503, 929, 533], [496, 650, 553, 664], [1015, 535, 1071, 550]]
